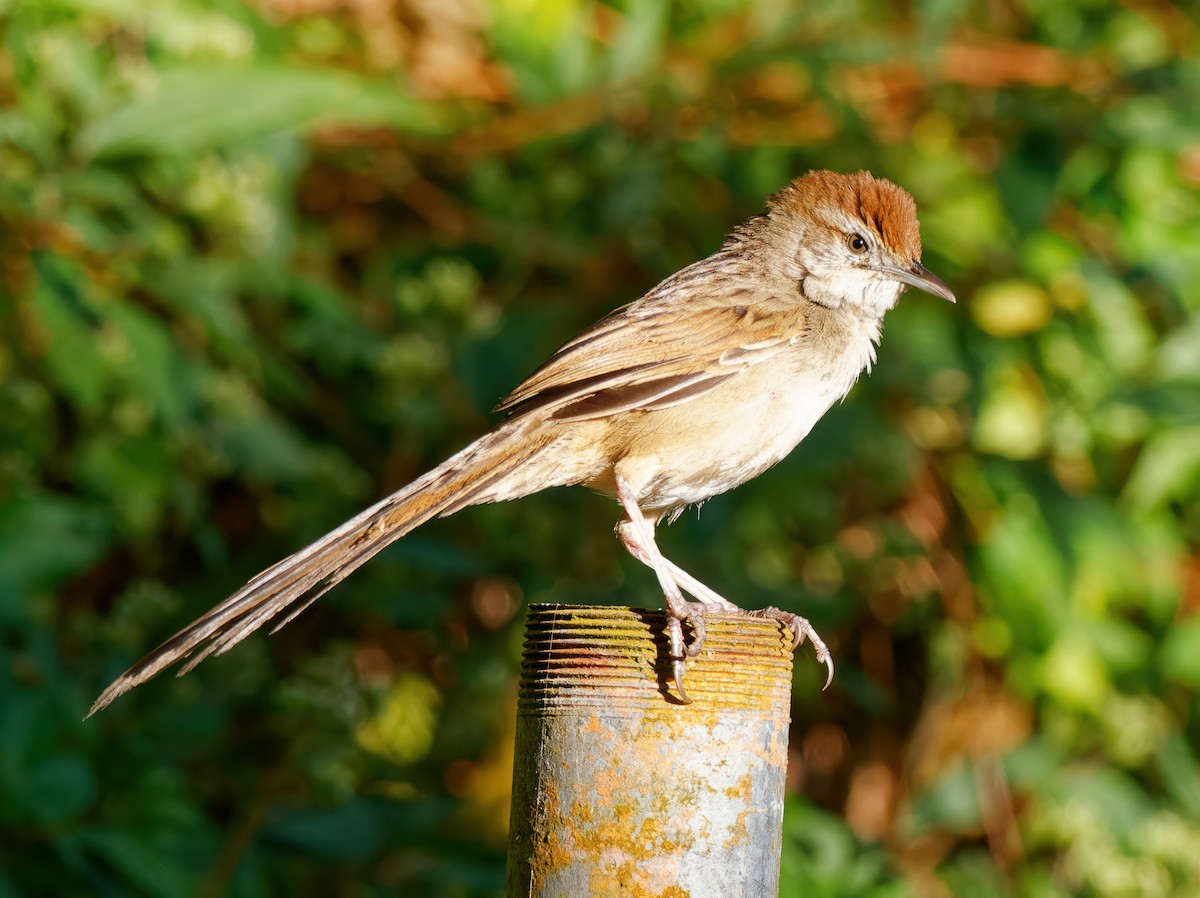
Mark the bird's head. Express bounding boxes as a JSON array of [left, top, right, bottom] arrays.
[[765, 170, 956, 316]]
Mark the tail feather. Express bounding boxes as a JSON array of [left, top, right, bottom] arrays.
[[89, 423, 553, 716]]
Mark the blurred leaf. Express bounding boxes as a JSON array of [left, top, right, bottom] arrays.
[[1080, 264, 1154, 375], [260, 798, 446, 863], [1041, 634, 1110, 711], [1054, 767, 1157, 839], [219, 414, 329, 483], [972, 365, 1048, 460], [970, 280, 1053, 338], [1156, 318, 1200, 383], [1004, 737, 1065, 792], [79, 66, 451, 158], [780, 799, 908, 897], [1160, 617, 1200, 688], [1155, 733, 1200, 820], [64, 829, 195, 898], [0, 497, 111, 606], [355, 672, 441, 765], [29, 258, 111, 413], [1122, 426, 1200, 510], [110, 304, 199, 426], [976, 494, 1066, 648], [907, 762, 981, 834], [13, 755, 95, 825], [609, 0, 668, 83], [75, 435, 175, 536], [1083, 617, 1153, 677], [939, 851, 1007, 898]]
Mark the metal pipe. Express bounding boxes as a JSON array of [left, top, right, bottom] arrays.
[[506, 604, 794, 897]]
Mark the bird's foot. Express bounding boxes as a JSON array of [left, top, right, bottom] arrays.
[[664, 600, 707, 703], [746, 606, 835, 689]]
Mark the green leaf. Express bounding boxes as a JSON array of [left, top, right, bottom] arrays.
[[780, 799, 907, 897], [262, 800, 388, 863], [79, 66, 452, 158], [1155, 732, 1200, 819], [1160, 617, 1200, 687], [75, 435, 175, 537], [64, 829, 195, 898], [1156, 317, 1200, 383], [109, 304, 198, 426], [0, 497, 112, 607], [1122, 426, 1200, 510], [976, 494, 1067, 647], [29, 258, 111, 413], [13, 755, 95, 825], [1054, 767, 1156, 839], [609, 0, 668, 83], [1080, 263, 1154, 375], [907, 761, 981, 834], [1041, 634, 1110, 710]]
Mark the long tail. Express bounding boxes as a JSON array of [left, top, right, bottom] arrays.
[[89, 421, 556, 716]]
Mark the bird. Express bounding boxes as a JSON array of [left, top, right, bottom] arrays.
[[89, 169, 955, 716]]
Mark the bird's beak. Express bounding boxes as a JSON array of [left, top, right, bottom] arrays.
[[882, 262, 957, 304]]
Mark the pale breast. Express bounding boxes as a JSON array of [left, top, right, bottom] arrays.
[[611, 311, 882, 514]]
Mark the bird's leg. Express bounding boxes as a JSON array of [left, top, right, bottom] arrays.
[[655, 560, 739, 611], [613, 474, 835, 695], [620, 540, 738, 612], [614, 476, 704, 702], [614, 525, 703, 702]]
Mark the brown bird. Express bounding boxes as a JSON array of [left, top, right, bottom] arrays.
[[89, 169, 955, 716]]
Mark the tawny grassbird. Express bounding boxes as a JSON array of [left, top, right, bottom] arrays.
[[90, 169, 955, 715]]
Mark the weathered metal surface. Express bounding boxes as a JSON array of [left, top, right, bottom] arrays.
[[506, 605, 794, 898]]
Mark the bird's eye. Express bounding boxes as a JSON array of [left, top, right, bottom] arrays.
[[847, 233, 868, 255]]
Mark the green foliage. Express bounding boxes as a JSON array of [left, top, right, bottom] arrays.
[[2, 0, 1199, 894]]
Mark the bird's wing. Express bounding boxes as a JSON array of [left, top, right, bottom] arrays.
[[495, 289, 805, 423]]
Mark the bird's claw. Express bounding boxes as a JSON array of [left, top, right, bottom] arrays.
[[749, 606, 835, 689], [663, 602, 835, 701], [672, 658, 690, 704], [666, 604, 707, 703]]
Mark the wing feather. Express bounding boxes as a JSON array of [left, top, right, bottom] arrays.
[[495, 278, 804, 422]]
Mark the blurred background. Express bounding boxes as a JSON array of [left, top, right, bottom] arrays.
[[2, 0, 1199, 895]]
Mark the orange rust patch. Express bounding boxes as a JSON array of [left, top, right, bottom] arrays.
[[723, 808, 752, 848], [724, 773, 753, 801], [527, 782, 570, 896]]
